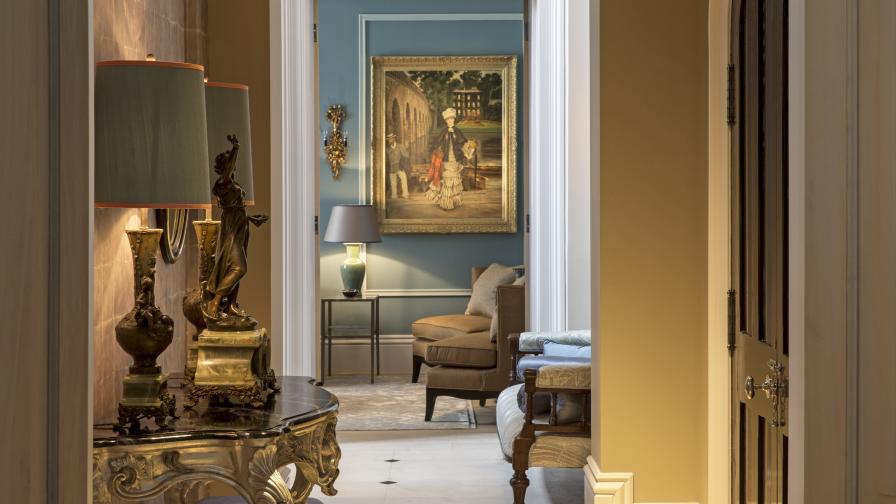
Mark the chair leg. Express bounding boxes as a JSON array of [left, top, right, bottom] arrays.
[[425, 388, 437, 422], [510, 470, 529, 504], [411, 355, 424, 384], [479, 398, 487, 407], [511, 425, 535, 504]]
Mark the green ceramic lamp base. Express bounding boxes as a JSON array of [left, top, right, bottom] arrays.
[[340, 243, 366, 297]]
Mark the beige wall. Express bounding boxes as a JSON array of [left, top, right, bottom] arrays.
[[599, 0, 709, 501], [92, 0, 206, 421], [207, 0, 272, 338], [858, 2, 896, 500], [1, 0, 92, 500]]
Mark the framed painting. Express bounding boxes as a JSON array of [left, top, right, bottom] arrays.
[[371, 55, 518, 234]]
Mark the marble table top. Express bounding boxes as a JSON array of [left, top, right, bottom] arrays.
[[93, 376, 338, 448]]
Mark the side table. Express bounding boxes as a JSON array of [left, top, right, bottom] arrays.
[[320, 295, 379, 384]]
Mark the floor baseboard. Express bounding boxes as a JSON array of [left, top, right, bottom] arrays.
[[583, 456, 633, 504]]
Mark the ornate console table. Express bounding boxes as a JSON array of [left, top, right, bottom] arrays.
[[93, 377, 340, 504]]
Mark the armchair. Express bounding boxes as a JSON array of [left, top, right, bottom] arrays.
[[411, 266, 525, 421]]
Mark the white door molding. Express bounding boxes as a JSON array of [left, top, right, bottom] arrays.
[[270, 0, 318, 377], [528, 0, 592, 332]]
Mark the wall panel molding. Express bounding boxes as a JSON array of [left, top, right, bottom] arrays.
[[364, 288, 472, 297]]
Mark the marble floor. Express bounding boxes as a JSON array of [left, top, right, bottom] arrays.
[[309, 426, 584, 504]]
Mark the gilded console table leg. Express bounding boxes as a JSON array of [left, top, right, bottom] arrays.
[[247, 413, 341, 504], [249, 444, 295, 503]]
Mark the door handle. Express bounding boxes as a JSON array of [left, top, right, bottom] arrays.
[[743, 360, 787, 427]]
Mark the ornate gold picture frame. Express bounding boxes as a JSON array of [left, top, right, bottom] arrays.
[[371, 55, 518, 234]]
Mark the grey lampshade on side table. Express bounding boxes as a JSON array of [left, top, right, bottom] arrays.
[[323, 205, 382, 297], [94, 59, 211, 433]]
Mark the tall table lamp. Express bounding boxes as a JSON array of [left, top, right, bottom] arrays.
[[324, 205, 382, 297], [95, 59, 210, 433]]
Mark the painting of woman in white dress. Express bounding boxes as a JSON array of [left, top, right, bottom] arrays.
[[425, 107, 478, 210], [372, 55, 518, 234]]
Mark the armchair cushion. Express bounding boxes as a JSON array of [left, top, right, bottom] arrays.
[[412, 314, 491, 342], [425, 332, 496, 369], [465, 263, 517, 319]]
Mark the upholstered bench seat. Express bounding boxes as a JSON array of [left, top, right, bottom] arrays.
[[425, 332, 496, 369], [412, 314, 491, 342]]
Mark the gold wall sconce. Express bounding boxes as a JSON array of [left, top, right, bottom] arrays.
[[324, 104, 348, 178]]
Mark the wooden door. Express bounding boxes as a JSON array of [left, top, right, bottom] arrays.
[[730, 0, 789, 502]]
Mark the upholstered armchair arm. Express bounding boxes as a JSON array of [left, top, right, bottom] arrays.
[[495, 285, 526, 388]]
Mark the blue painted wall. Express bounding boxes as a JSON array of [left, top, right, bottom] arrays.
[[318, 0, 525, 334]]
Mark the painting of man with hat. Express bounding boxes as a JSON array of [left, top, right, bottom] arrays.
[[385, 132, 410, 199]]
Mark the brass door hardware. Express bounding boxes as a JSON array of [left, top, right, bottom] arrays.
[[744, 360, 787, 427]]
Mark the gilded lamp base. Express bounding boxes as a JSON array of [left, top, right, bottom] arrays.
[[115, 373, 177, 435], [185, 327, 278, 409]]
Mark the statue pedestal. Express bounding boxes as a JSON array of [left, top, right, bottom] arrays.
[[117, 373, 176, 434], [185, 338, 199, 385], [185, 328, 278, 408]]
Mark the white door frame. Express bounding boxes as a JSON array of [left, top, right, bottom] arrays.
[[527, 0, 592, 333], [270, 0, 319, 377]]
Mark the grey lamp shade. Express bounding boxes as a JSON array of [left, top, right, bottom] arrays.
[[206, 82, 254, 205], [95, 60, 210, 208], [323, 205, 382, 243]]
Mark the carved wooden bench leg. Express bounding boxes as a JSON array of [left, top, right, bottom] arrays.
[[510, 428, 535, 504]]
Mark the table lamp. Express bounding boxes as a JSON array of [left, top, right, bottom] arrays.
[[323, 205, 382, 297], [95, 58, 210, 433]]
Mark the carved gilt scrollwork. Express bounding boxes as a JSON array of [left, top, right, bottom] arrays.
[[249, 444, 295, 503], [94, 413, 341, 504]]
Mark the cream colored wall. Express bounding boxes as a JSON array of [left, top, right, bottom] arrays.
[[707, 0, 731, 503], [599, 0, 709, 501], [207, 0, 272, 340], [92, 0, 205, 422]]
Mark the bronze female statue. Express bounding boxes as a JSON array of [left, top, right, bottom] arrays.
[[204, 134, 268, 329]]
